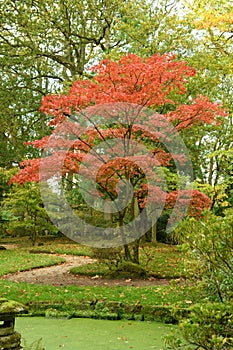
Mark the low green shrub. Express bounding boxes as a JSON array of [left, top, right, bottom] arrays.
[[172, 211, 233, 302], [164, 302, 233, 349]]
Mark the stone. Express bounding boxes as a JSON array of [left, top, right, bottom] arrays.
[[0, 299, 27, 350], [0, 331, 21, 349]]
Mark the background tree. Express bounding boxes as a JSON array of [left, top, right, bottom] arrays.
[[0, 0, 164, 167], [0, 0, 198, 168], [1, 182, 57, 244], [177, 0, 233, 198]]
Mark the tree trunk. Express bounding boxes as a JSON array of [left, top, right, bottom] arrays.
[[151, 221, 157, 244], [124, 243, 132, 261], [151, 206, 157, 244], [131, 196, 141, 264], [132, 239, 140, 264], [104, 201, 112, 222], [118, 213, 132, 262]]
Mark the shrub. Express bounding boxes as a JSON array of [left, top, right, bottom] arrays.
[[164, 302, 233, 350], [172, 210, 233, 302], [1, 182, 57, 244]]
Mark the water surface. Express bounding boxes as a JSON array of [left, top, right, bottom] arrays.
[[16, 317, 173, 349]]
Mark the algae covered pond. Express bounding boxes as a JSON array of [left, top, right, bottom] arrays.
[[16, 317, 173, 349]]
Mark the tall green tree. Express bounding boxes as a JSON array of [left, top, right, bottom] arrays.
[[0, 0, 158, 167], [175, 0, 233, 209]]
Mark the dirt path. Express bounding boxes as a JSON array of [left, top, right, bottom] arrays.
[[1, 254, 171, 287]]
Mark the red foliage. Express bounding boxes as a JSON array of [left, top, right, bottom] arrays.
[[11, 53, 225, 219], [167, 95, 227, 130], [166, 189, 212, 218], [10, 159, 41, 184], [39, 53, 197, 124]]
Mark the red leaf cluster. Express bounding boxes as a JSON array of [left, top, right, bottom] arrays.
[[166, 189, 212, 219], [167, 95, 227, 130], [39, 53, 196, 125]]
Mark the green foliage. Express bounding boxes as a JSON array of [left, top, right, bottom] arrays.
[[193, 180, 231, 215], [0, 0, 167, 168], [173, 211, 233, 302], [164, 302, 233, 350], [179, 0, 233, 188], [0, 168, 18, 235], [0, 168, 18, 201], [1, 182, 57, 243]]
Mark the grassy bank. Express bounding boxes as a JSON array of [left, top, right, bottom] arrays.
[[0, 280, 200, 322]]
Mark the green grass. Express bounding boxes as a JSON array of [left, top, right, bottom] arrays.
[[139, 244, 186, 278], [71, 244, 186, 279], [1, 236, 186, 279], [29, 242, 92, 256], [0, 235, 93, 256], [70, 262, 109, 277], [0, 280, 201, 309], [0, 250, 65, 277]]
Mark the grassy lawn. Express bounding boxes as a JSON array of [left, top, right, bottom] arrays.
[[0, 280, 200, 308], [0, 236, 204, 322], [140, 244, 185, 278], [70, 243, 186, 279], [0, 235, 92, 256], [0, 250, 65, 276], [1, 236, 185, 278]]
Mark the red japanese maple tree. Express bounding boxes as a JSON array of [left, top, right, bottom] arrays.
[[11, 53, 223, 261]]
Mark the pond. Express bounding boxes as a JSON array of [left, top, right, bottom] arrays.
[[16, 317, 174, 350]]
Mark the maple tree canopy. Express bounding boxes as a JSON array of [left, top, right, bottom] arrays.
[[11, 53, 224, 220]]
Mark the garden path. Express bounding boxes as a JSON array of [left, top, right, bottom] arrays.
[[1, 253, 171, 287]]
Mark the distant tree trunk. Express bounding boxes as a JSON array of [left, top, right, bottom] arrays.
[[118, 212, 132, 262], [31, 214, 37, 246], [132, 238, 140, 264], [151, 221, 157, 244], [141, 207, 151, 242], [131, 196, 141, 264], [151, 205, 157, 244], [124, 243, 132, 261], [104, 201, 112, 222]]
